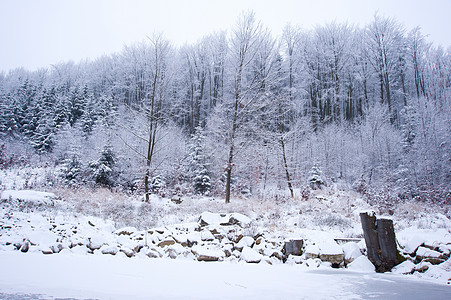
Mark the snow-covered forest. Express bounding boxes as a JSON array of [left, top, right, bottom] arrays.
[[1, 11, 451, 298], [0, 12, 449, 204]]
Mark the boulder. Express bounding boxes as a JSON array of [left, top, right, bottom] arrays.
[[392, 260, 415, 275], [319, 242, 344, 265], [282, 239, 303, 256], [20, 241, 30, 253], [342, 242, 362, 264], [88, 235, 106, 251], [50, 243, 64, 253], [192, 245, 224, 262], [304, 244, 320, 259], [240, 246, 263, 263], [114, 227, 137, 236], [235, 236, 254, 251], [145, 247, 162, 258], [120, 246, 135, 258], [347, 255, 375, 272], [158, 238, 176, 248], [201, 230, 215, 242], [221, 213, 252, 228], [100, 245, 118, 255], [198, 212, 227, 227], [166, 244, 185, 259]]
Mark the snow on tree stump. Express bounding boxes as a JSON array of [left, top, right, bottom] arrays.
[[360, 212, 403, 272]]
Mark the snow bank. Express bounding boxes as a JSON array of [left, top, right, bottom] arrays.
[[1, 190, 56, 205]]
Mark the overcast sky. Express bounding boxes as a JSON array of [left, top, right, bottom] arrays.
[[1, 0, 450, 73]]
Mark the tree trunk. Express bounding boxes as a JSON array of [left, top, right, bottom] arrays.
[[281, 136, 294, 198], [360, 212, 403, 272]]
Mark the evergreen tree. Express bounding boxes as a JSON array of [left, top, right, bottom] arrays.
[[61, 151, 82, 185], [89, 144, 117, 187], [187, 126, 211, 195], [309, 163, 325, 189]]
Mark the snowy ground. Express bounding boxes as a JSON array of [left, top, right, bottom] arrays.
[[1, 251, 450, 300]]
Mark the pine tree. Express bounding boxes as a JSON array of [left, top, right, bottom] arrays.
[[309, 163, 325, 189], [61, 151, 82, 185], [187, 126, 211, 195], [89, 144, 117, 187]]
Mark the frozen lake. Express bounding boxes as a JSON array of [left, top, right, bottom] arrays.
[[0, 251, 449, 299]]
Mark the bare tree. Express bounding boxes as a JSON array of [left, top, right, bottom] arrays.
[[224, 11, 276, 203]]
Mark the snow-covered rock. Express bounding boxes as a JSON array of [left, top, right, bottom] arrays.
[[319, 241, 344, 265], [304, 244, 320, 259], [191, 245, 224, 262], [392, 260, 415, 275], [347, 255, 375, 273], [240, 246, 263, 263], [100, 245, 118, 255], [200, 230, 215, 241], [198, 212, 227, 226], [342, 242, 362, 264], [224, 213, 252, 227], [114, 227, 137, 236]]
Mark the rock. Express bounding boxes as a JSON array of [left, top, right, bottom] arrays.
[[415, 246, 442, 261], [114, 227, 137, 236], [392, 260, 415, 275], [88, 235, 106, 251], [222, 213, 252, 228], [173, 234, 189, 247], [286, 255, 303, 264], [423, 257, 445, 265], [319, 253, 345, 265], [120, 246, 135, 258], [415, 261, 431, 273], [158, 239, 176, 248], [342, 242, 362, 264], [50, 243, 64, 253], [304, 244, 320, 259], [282, 239, 303, 256], [192, 245, 224, 261], [186, 232, 201, 246], [145, 247, 162, 258], [199, 212, 227, 227], [20, 241, 30, 253], [319, 242, 344, 265], [201, 230, 215, 242], [100, 245, 118, 255], [305, 258, 321, 268], [166, 244, 185, 259], [347, 255, 375, 272], [41, 247, 54, 255], [240, 246, 263, 263], [171, 198, 182, 204], [235, 236, 254, 251]]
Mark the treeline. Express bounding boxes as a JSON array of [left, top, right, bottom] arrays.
[[0, 12, 449, 204]]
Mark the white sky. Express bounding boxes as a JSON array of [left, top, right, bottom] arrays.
[[1, 0, 450, 73]]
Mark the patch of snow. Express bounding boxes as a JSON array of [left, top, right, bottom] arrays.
[[1, 190, 56, 205]]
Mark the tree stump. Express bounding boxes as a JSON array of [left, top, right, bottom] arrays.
[[360, 212, 402, 272]]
